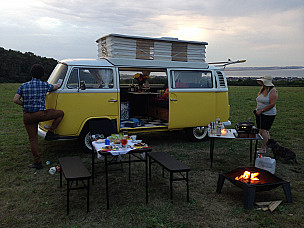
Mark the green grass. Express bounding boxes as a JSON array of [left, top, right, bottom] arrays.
[[1, 84, 303, 227]]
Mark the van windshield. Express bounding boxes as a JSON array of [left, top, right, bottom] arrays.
[[47, 63, 68, 88]]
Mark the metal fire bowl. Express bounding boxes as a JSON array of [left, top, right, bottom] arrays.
[[221, 167, 287, 192], [216, 167, 292, 209]]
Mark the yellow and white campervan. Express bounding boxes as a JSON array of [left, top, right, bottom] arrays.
[[39, 34, 232, 152]]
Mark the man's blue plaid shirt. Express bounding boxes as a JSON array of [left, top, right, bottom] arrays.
[[17, 78, 54, 112]]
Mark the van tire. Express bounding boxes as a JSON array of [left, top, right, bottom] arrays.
[[79, 126, 92, 153], [186, 127, 208, 142]]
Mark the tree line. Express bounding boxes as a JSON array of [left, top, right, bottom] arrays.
[[1, 47, 303, 87], [0, 47, 57, 83], [228, 78, 304, 87]]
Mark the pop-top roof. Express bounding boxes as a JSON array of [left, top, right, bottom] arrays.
[[96, 34, 208, 45], [96, 34, 208, 63]]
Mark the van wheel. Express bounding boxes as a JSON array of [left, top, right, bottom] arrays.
[[79, 127, 92, 153], [186, 127, 208, 142]]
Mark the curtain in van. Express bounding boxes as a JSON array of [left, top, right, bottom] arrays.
[[98, 69, 113, 88], [172, 71, 182, 88]]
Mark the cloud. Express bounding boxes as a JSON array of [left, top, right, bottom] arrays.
[[0, 0, 303, 66]]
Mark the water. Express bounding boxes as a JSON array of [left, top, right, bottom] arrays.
[[224, 68, 304, 78]]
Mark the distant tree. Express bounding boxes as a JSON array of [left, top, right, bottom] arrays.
[[0, 47, 57, 83], [227, 78, 304, 87]]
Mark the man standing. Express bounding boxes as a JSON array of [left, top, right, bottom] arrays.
[[13, 64, 64, 170]]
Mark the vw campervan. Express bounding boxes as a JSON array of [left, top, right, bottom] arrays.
[[39, 34, 232, 152]]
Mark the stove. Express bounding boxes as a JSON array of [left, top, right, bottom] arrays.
[[216, 167, 292, 209]]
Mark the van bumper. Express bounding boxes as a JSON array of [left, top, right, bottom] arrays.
[[38, 125, 78, 140], [222, 120, 231, 128], [38, 126, 47, 139]]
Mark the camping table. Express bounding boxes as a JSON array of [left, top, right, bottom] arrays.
[[208, 129, 263, 168], [92, 140, 152, 209]]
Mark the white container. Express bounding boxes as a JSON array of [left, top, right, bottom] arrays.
[[255, 156, 276, 174], [49, 167, 57, 175]]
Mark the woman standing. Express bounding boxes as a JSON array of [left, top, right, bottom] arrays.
[[254, 75, 278, 153]]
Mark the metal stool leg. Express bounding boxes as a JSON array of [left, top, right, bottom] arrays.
[[92, 150, 95, 185], [105, 155, 109, 210], [186, 172, 189, 202], [170, 172, 173, 203], [67, 180, 70, 215], [87, 179, 90, 212], [60, 166, 63, 188]]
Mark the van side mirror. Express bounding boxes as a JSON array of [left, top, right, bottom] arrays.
[[80, 81, 86, 90]]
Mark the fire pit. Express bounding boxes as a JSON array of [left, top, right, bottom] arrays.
[[216, 167, 292, 209]]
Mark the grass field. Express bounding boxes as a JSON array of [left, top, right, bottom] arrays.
[[0, 83, 303, 227]]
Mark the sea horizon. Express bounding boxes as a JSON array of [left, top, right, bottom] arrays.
[[224, 68, 304, 78]]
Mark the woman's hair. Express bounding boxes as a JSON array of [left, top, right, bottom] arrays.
[[258, 85, 274, 96]]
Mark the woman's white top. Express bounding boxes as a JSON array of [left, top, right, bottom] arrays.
[[256, 88, 277, 116]]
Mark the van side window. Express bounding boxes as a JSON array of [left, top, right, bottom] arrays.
[[171, 70, 213, 88], [80, 68, 114, 89], [67, 68, 114, 89]]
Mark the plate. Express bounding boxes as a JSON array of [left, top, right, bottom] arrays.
[[133, 145, 150, 149]]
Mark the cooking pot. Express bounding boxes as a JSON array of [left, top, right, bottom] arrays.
[[236, 121, 255, 134]]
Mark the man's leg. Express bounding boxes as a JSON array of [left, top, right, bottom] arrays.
[[42, 109, 64, 133], [23, 113, 42, 167]]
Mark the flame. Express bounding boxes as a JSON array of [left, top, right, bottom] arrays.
[[221, 129, 227, 136], [235, 171, 260, 184]]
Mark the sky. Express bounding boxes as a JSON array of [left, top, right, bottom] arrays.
[[0, 0, 303, 67]]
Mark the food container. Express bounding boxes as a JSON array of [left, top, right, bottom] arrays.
[[255, 156, 276, 174]]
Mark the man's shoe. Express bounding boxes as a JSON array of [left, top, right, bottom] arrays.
[[45, 131, 59, 141], [28, 162, 43, 170]]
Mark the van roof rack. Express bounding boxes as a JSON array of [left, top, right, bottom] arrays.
[[208, 59, 246, 69]]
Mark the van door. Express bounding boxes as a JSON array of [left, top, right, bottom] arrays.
[[54, 67, 119, 136], [168, 69, 216, 129]]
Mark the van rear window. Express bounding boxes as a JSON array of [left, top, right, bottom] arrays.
[[171, 70, 213, 89]]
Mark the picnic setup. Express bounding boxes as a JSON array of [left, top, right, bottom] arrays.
[[55, 116, 294, 215], [58, 131, 192, 214]]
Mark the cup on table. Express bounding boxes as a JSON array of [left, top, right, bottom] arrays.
[[105, 139, 110, 145], [130, 135, 137, 142], [121, 137, 128, 148]]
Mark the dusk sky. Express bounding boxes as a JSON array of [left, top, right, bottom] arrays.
[[1, 0, 303, 67]]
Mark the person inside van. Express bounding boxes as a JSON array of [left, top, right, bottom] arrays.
[[13, 64, 64, 170], [161, 83, 169, 100]]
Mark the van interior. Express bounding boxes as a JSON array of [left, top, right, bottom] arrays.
[[119, 68, 169, 130]]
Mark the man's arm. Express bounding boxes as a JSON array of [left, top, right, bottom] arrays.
[[52, 84, 59, 91], [13, 94, 23, 106]]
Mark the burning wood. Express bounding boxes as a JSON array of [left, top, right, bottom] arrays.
[[235, 171, 260, 184]]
